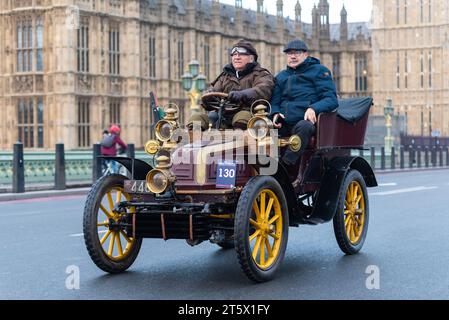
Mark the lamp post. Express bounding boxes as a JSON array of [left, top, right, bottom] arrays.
[[384, 98, 394, 152], [181, 60, 207, 113]]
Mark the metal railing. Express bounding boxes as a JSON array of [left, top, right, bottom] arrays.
[[356, 145, 449, 171], [1, 143, 156, 193], [2, 143, 449, 194]]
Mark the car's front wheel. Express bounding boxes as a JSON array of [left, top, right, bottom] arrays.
[[83, 174, 142, 273], [234, 176, 289, 283]]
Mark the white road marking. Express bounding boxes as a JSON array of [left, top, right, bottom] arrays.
[[371, 186, 437, 196], [69, 230, 108, 237], [378, 183, 397, 187]]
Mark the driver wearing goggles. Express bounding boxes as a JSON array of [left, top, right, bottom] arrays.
[[187, 40, 274, 130]]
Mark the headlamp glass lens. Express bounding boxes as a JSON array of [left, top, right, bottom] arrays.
[[250, 119, 268, 138]]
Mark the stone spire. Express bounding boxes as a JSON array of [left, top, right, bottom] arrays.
[[318, 0, 330, 40], [276, 0, 283, 18], [257, 0, 264, 13], [235, 0, 242, 9], [340, 4, 348, 43], [312, 4, 319, 38], [295, 1, 302, 22]]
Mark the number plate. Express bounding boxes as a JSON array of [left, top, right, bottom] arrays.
[[216, 161, 237, 189], [124, 180, 151, 194]]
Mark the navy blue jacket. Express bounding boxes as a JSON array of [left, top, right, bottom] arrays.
[[270, 56, 338, 126]]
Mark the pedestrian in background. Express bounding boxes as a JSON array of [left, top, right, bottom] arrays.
[[100, 125, 127, 174]]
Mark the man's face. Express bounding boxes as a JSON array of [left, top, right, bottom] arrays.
[[286, 50, 308, 69], [231, 47, 254, 71]]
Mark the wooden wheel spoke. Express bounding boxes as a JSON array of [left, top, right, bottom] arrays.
[[252, 201, 261, 221], [116, 190, 122, 204], [108, 232, 116, 256], [252, 236, 262, 260], [116, 233, 124, 257], [353, 184, 359, 201], [265, 198, 274, 218], [268, 232, 280, 240], [260, 192, 266, 220], [353, 223, 360, 237], [268, 214, 280, 225], [97, 220, 109, 227], [100, 230, 112, 245], [265, 238, 273, 258], [106, 192, 115, 212], [250, 218, 260, 229], [346, 220, 353, 239], [351, 222, 357, 242], [249, 229, 261, 242], [345, 215, 352, 228], [355, 194, 362, 206], [120, 230, 132, 244], [260, 239, 266, 265], [100, 204, 114, 219]]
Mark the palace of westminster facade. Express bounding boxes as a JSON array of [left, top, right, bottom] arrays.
[[0, 0, 447, 150]]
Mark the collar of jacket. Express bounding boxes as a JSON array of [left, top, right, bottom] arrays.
[[223, 62, 259, 79], [287, 56, 320, 73]]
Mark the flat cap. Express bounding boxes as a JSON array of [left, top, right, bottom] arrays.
[[283, 39, 309, 53]]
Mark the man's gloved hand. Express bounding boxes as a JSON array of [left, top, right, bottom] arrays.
[[228, 89, 255, 104]]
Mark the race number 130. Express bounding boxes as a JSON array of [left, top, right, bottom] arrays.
[[216, 162, 237, 188]]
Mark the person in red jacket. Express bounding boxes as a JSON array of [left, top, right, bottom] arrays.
[[101, 125, 127, 174]]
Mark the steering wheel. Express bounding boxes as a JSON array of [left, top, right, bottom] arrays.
[[201, 92, 241, 114]]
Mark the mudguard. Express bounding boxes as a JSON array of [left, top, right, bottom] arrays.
[[99, 157, 153, 180], [306, 156, 377, 225]]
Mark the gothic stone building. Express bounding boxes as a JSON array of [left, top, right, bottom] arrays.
[[372, 0, 449, 138], [0, 0, 371, 150]]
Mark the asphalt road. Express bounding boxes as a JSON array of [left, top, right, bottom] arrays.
[[1, 169, 449, 300]]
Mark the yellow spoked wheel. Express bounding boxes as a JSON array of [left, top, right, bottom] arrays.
[[333, 170, 369, 255], [84, 174, 142, 273], [97, 186, 136, 262], [235, 176, 288, 283], [249, 189, 283, 269], [344, 181, 365, 245]]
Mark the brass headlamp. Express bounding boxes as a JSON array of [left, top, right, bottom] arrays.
[[154, 105, 179, 142], [146, 155, 176, 194], [248, 103, 273, 140], [144, 104, 181, 157]]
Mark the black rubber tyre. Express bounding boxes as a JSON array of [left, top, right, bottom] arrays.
[[83, 174, 142, 274], [333, 169, 369, 255], [234, 176, 289, 283]]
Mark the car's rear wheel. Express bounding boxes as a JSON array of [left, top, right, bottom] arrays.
[[83, 174, 142, 273], [333, 169, 369, 255], [234, 176, 289, 283]]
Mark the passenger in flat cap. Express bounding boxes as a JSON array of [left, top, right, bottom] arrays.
[[270, 39, 338, 168]]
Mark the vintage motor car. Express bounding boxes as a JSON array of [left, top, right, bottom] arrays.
[[83, 93, 377, 283]]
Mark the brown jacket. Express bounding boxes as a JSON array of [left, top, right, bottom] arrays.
[[209, 62, 275, 110]]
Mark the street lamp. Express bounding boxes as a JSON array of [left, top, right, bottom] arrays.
[[384, 98, 394, 152], [181, 60, 207, 112]]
